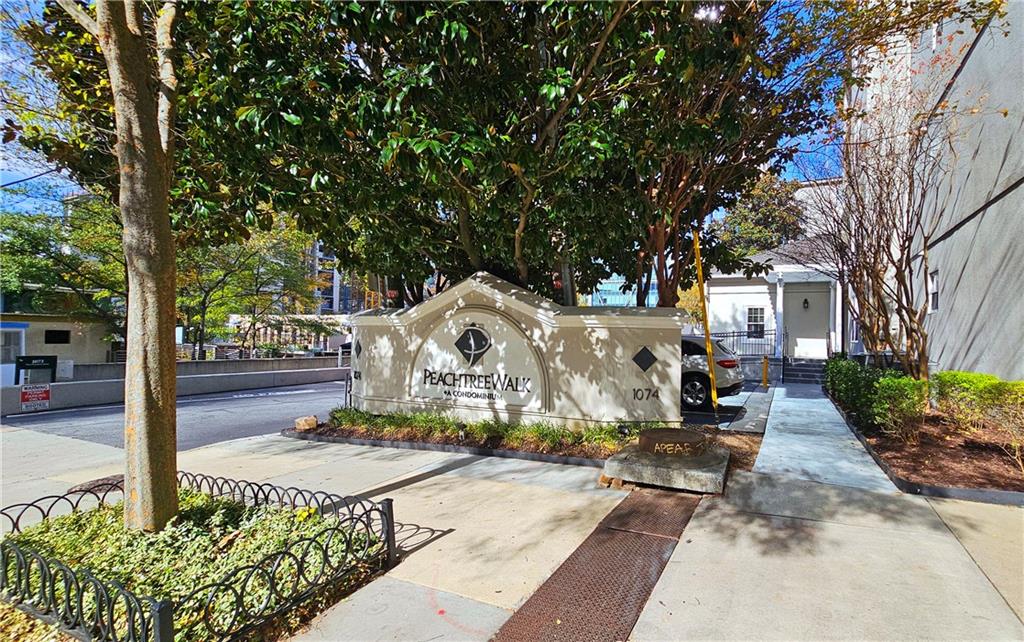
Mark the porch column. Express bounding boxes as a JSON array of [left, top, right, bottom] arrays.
[[828, 280, 837, 355], [774, 278, 785, 358]]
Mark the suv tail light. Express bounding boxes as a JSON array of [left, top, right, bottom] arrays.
[[716, 359, 739, 369]]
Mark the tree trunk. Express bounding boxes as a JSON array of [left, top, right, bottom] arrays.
[[58, 0, 181, 531], [197, 305, 208, 361], [636, 259, 652, 307], [456, 208, 482, 270]]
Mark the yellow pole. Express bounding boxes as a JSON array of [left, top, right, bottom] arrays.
[[691, 225, 718, 410], [762, 355, 769, 388]]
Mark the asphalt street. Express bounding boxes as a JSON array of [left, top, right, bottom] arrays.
[[0, 381, 348, 451]]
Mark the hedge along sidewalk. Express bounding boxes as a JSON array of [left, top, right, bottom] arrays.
[[825, 389, 1024, 507]]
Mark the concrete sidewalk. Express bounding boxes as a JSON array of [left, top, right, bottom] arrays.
[[1, 426, 625, 641], [632, 472, 1024, 640], [4, 407, 1021, 642], [753, 383, 896, 492]]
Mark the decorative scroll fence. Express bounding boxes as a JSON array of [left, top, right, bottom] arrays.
[[0, 472, 396, 641]]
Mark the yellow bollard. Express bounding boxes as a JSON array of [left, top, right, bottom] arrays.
[[691, 225, 718, 411], [762, 355, 769, 388]]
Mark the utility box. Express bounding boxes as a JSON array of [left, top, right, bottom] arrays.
[[349, 272, 685, 427]]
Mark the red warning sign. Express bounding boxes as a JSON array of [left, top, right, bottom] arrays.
[[21, 384, 50, 412]]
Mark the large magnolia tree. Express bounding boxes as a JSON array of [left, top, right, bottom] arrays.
[[50, 0, 181, 530]]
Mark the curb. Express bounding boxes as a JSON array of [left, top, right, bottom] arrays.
[[281, 428, 608, 469], [822, 387, 1024, 507]]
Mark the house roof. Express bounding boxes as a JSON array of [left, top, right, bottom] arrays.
[[747, 236, 821, 266]]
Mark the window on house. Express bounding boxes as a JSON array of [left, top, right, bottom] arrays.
[[44, 330, 71, 344], [746, 307, 765, 338], [1, 330, 22, 361], [929, 270, 939, 312]]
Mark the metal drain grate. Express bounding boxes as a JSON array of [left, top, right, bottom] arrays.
[[599, 487, 699, 539], [493, 489, 701, 642]]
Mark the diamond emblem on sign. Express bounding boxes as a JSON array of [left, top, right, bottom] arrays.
[[454, 324, 491, 367], [354, 340, 362, 358], [632, 346, 658, 372]]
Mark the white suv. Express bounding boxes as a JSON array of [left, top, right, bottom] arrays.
[[681, 335, 744, 410]]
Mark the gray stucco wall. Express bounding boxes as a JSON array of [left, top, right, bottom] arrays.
[[915, 7, 1024, 379]]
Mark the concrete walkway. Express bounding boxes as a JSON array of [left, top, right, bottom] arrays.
[[752, 383, 896, 492], [633, 472, 1024, 640], [633, 384, 1023, 640]]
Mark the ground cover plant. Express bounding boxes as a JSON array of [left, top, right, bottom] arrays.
[[3, 487, 379, 641], [325, 407, 651, 459], [0, 601, 70, 642], [824, 356, 1024, 490]]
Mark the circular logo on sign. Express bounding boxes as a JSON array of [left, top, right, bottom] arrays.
[[454, 324, 491, 366]]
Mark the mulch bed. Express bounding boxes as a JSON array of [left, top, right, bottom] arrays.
[[862, 414, 1024, 493]]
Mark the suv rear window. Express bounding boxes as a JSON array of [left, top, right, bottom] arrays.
[[682, 340, 706, 356], [715, 340, 735, 355]]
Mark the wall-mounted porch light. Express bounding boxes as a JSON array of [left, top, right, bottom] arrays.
[[802, 298, 809, 309]]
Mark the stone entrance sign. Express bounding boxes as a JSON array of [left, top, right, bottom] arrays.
[[349, 272, 687, 427]]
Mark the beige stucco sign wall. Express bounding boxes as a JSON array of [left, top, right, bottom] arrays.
[[350, 273, 686, 427]]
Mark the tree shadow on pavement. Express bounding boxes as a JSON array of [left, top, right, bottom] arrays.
[[693, 472, 970, 555]]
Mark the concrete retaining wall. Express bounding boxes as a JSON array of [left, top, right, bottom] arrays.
[[71, 356, 342, 381], [739, 356, 782, 383], [1, 367, 347, 415]]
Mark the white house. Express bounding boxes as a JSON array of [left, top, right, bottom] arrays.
[[706, 237, 846, 360]]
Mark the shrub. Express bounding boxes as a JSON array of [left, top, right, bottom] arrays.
[[329, 407, 650, 456], [824, 357, 883, 423], [986, 380, 1024, 474], [932, 370, 1001, 433], [872, 374, 928, 442]]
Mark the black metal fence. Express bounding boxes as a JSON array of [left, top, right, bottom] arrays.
[[711, 329, 777, 356], [0, 472, 396, 641]]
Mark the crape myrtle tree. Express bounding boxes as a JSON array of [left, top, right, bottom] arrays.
[[793, 46, 998, 380], [611, 0, 998, 307]]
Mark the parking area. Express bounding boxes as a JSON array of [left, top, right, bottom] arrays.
[[681, 381, 773, 434]]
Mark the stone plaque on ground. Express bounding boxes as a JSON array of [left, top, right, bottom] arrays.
[[604, 428, 729, 494], [638, 428, 708, 456]]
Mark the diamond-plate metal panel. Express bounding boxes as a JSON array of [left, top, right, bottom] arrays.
[[599, 488, 701, 539], [494, 489, 701, 642], [632, 346, 658, 372]]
